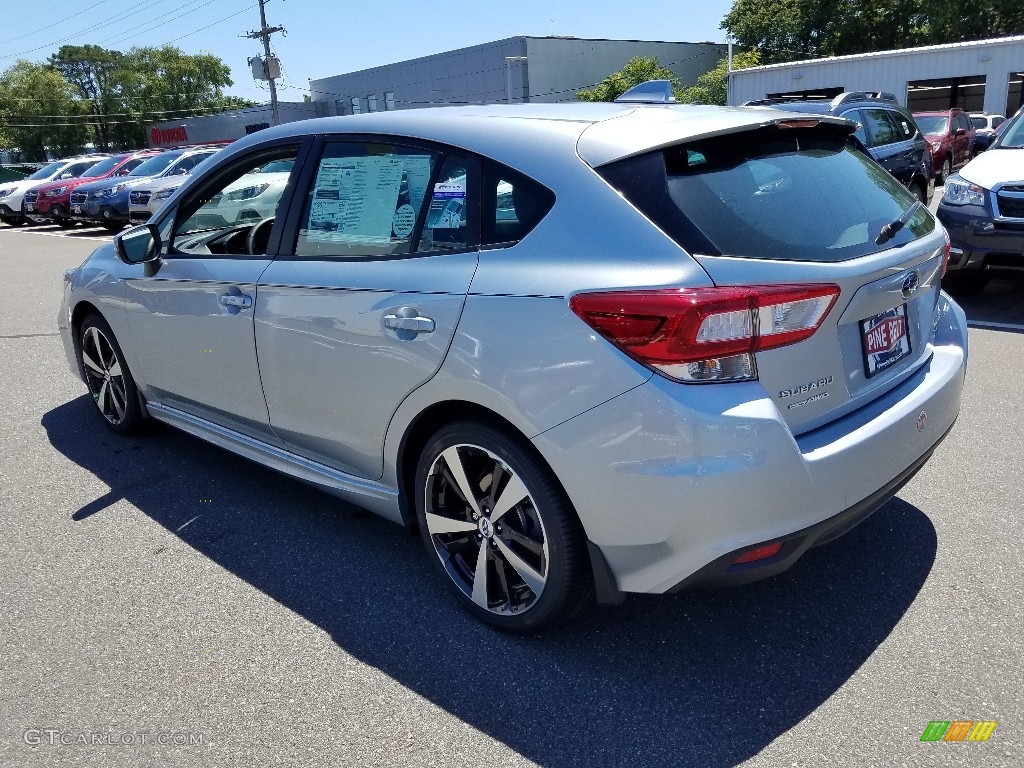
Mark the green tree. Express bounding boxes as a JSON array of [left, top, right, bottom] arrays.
[[722, 0, 1024, 63], [48, 44, 254, 151], [577, 56, 681, 102], [678, 50, 762, 105], [0, 61, 88, 161]]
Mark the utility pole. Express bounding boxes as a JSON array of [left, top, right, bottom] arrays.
[[245, 0, 285, 125]]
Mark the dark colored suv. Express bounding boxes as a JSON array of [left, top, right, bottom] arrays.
[[913, 109, 975, 185], [745, 92, 934, 204]]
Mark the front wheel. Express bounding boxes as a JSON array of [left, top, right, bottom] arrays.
[[79, 313, 145, 433], [415, 421, 592, 633]]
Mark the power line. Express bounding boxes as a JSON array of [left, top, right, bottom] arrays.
[[3, 1, 110, 44], [0, 0, 178, 60], [97, 0, 239, 49]]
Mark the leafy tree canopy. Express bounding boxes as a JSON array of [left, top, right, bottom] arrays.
[[1, 45, 255, 158], [722, 0, 1024, 63], [577, 57, 682, 102], [678, 50, 762, 105]]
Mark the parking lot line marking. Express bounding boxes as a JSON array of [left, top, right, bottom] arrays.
[[967, 320, 1024, 333], [3, 228, 110, 242]]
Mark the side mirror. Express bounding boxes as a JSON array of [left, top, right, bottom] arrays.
[[114, 223, 161, 266], [954, 128, 966, 136], [59, 172, 73, 179], [116, 169, 131, 176]]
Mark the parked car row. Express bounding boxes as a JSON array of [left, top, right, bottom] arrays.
[[0, 145, 225, 231]]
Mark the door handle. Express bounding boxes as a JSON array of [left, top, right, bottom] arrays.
[[383, 313, 435, 334], [219, 293, 253, 309]]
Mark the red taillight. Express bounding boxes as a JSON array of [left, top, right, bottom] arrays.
[[732, 541, 784, 564], [569, 284, 840, 383]]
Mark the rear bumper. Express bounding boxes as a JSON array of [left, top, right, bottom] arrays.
[[534, 293, 968, 595]]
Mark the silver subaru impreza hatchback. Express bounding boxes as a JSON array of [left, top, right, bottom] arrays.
[[59, 93, 968, 633]]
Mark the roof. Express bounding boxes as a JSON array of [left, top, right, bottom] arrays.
[[219, 102, 853, 172]]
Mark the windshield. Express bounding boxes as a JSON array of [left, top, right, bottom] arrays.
[[28, 161, 66, 180], [81, 156, 125, 178], [971, 116, 988, 129], [598, 126, 934, 262], [128, 153, 181, 177], [914, 115, 949, 135], [997, 113, 1024, 148]]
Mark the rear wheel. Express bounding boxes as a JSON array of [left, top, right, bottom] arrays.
[[415, 421, 592, 633], [939, 157, 952, 185], [79, 313, 145, 433], [909, 181, 926, 204]]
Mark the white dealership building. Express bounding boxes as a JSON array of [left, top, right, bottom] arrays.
[[728, 35, 1024, 117]]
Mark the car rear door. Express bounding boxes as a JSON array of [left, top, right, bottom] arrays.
[[254, 137, 479, 480]]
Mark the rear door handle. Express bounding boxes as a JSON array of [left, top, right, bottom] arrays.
[[383, 312, 435, 334], [219, 293, 253, 309]]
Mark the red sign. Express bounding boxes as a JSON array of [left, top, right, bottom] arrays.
[[150, 126, 189, 146], [864, 316, 906, 355]]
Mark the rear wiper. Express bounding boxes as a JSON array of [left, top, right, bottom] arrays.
[[875, 200, 924, 245]]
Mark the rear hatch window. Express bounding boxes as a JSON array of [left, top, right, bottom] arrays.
[[598, 125, 933, 261]]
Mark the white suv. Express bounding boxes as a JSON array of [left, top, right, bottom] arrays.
[[0, 155, 107, 226]]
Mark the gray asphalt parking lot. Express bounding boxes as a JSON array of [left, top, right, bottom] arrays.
[[1, 223, 1022, 767]]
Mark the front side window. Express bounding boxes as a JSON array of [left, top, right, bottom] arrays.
[[171, 145, 300, 256], [598, 125, 935, 263]]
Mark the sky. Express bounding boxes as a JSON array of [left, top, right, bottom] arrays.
[[0, 0, 736, 103]]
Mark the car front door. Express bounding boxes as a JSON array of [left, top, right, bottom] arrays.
[[123, 140, 309, 443], [254, 138, 479, 480]]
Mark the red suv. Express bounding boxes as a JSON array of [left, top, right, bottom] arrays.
[[24, 150, 163, 227], [912, 109, 975, 185]]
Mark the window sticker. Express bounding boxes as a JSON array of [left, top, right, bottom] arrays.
[[306, 156, 405, 244], [426, 179, 466, 229], [392, 204, 416, 237]]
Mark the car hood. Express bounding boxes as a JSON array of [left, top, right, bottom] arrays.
[[136, 175, 189, 193], [923, 133, 947, 141], [74, 176, 151, 193], [0, 177, 60, 196], [959, 148, 1024, 188]]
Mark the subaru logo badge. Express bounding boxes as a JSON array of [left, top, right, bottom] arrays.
[[901, 271, 920, 299]]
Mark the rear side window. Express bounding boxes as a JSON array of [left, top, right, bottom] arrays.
[[481, 161, 554, 246], [597, 126, 935, 262]]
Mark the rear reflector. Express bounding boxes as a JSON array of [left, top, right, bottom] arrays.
[[732, 541, 784, 564], [569, 284, 840, 383], [941, 229, 951, 277]]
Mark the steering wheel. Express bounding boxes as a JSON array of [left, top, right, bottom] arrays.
[[246, 217, 276, 255]]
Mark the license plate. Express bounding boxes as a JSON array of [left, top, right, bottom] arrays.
[[861, 304, 911, 378], [73, 205, 82, 214], [25, 203, 35, 212]]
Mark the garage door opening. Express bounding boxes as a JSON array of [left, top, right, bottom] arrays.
[[765, 86, 844, 101], [1008, 72, 1024, 117], [906, 76, 986, 112]]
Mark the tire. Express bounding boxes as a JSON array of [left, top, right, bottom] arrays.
[[78, 313, 145, 434], [939, 157, 952, 186], [414, 420, 592, 633], [909, 182, 926, 204], [942, 270, 989, 297]]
